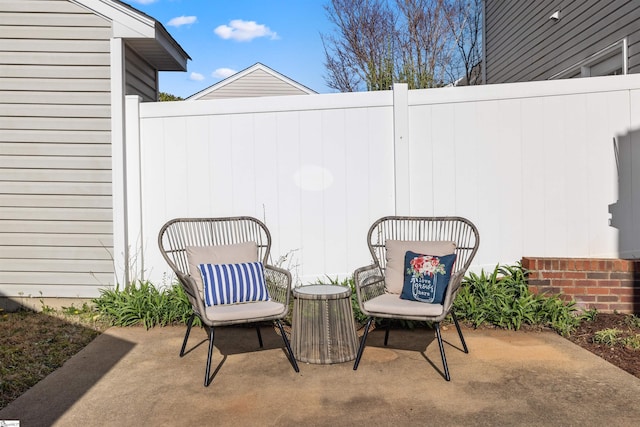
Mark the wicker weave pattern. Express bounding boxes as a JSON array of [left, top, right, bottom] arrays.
[[352, 216, 480, 379], [291, 285, 358, 364], [158, 217, 299, 386], [355, 216, 480, 323], [158, 217, 291, 326]]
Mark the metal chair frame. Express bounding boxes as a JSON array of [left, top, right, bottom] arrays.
[[352, 216, 480, 381], [158, 217, 299, 386]]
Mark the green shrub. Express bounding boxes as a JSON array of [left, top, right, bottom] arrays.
[[624, 314, 640, 329], [581, 307, 598, 322], [453, 263, 582, 336], [93, 281, 196, 329], [593, 328, 622, 346], [91, 263, 587, 336], [622, 334, 640, 349]]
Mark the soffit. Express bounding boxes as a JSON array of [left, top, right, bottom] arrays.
[[72, 0, 190, 71]]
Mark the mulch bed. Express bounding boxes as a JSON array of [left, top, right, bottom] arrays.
[[565, 313, 640, 379]]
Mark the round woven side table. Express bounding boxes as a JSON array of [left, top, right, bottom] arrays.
[[291, 284, 358, 364]]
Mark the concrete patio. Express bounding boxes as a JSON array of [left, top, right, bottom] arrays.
[[1, 324, 639, 426]]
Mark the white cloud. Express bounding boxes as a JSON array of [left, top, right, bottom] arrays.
[[167, 16, 197, 27], [212, 68, 236, 79], [214, 19, 279, 42], [190, 72, 205, 81]]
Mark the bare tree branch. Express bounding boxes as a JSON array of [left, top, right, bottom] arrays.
[[444, 0, 483, 85], [396, 0, 454, 88], [322, 0, 482, 91], [323, 0, 396, 92]]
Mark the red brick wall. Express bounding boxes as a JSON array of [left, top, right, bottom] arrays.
[[522, 257, 640, 314]]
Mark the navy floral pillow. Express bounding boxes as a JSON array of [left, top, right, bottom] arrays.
[[400, 251, 457, 304]]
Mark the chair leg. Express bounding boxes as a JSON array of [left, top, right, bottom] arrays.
[[180, 313, 195, 357], [384, 322, 391, 346], [353, 317, 374, 370], [256, 326, 264, 348], [204, 326, 215, 387], [434, 322, 450, 381], [276, 320, 299, 373], [451, 312, 469, 353]]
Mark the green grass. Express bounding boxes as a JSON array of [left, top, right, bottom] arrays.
[[0, 309, 102, 410]]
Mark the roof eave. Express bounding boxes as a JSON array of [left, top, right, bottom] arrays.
[[72, 0, 190, 71]]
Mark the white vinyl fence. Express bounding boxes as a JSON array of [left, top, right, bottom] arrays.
[[119, 75, 640, 287]]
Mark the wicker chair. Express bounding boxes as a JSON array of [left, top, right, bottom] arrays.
[[353, 216, 479, 381], [158, 217, 299, 386]]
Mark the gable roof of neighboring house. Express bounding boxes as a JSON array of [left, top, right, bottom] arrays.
[[73, 0, 190, 71], [187, 63, 316, 100]]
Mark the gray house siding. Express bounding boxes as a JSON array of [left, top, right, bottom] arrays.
[[484, 0, 640, 83], [125, 44, 158, 102], [0, 0, 114, 297]]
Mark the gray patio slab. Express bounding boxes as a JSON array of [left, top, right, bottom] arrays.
[[2, 325, 639, 426]]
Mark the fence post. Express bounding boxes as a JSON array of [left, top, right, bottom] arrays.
[[118, 95, 143, 285], [393, 83, 410, 214]]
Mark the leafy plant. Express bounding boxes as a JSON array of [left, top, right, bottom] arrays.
[[39, 292, 55, 315], [593, 328, 622, 346], [582, 307, 598, 322], [624, 314, 640, 329], [55, 302, 104, 327], [537, 296, 581, 336], [92, 281, 195, 329], [622, 334, 640, 349], [453, 263, 582, 335]]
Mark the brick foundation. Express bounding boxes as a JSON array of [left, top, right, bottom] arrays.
[[522, 257, 640, 314]]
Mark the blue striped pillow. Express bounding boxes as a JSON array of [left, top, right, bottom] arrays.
[[198, 262, 270, 306]]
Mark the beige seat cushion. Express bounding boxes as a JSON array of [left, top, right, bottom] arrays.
[[205, 300, 285, 322], [186, 242, 259, 299], [384, 240, 456, 294], [364, 293, 444, 317]]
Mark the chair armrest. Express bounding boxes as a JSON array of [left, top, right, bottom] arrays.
[[442, 270, 465, 312], [176, 271, 207, 318], [264, 264, 292, 306], [354, 264, 385, 307]]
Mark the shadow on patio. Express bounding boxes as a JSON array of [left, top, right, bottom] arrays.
[[2, 324, 639, 426], [0, 328, 134, 426]]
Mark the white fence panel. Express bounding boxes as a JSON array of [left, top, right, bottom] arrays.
[[404, 76, 640, 270], [130, 93, 395, 286], [120, 75, 640, 288]]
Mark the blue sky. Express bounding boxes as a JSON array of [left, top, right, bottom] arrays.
[[127, 0, 334, 98]]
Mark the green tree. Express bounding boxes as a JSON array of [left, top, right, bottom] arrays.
[[159, 91, 184, 101]]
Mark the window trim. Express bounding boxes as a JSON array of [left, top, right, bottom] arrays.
[[549, 39, 628, 80]]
